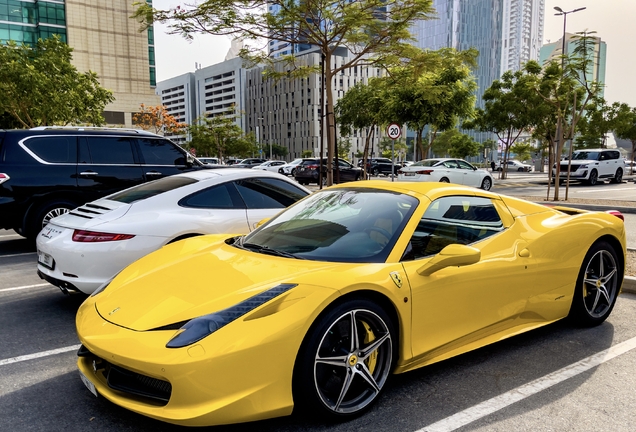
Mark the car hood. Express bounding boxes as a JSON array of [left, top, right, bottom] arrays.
[[51, 199, 131, 229], [94, 235, 340, 331]]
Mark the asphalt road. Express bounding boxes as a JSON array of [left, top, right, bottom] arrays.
[[2, 179, 636, 431]]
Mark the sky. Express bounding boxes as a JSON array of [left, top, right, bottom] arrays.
[[153, 0, 635, 107]]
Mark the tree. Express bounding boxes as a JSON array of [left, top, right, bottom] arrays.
[[0, 37, 114, 128], [447, 132, 479, 159], [386, 48, 478, 160], [378, 137, 407, 160], [188, 112, 256, 160], [464, 69, 541, 179], [575, 99, 617, 149], [132, 104, 186, 135], [132, 0, 436, 185], [525, 31, 604, 200], [613, 103, 636, 175]]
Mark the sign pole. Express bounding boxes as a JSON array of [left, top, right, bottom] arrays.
[[386, 123, 401, 182]]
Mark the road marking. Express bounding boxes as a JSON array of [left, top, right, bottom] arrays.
[[0, 345, 81, 367], [0, 283, 50, 293], [418, 335, 636, 432], [0, 252, 37, 258], [573, 186, 636, 194]]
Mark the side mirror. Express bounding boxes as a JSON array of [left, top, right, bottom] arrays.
[[417, 244, 481, 276], [254, 217, 271, 229]]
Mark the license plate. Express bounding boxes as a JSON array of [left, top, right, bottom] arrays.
[[404, 172, 415, 176], [79, 371, 98, 397], [37, 250, 55, 270]]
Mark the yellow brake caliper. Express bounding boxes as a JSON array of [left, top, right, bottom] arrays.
[[362, 321, 377, 373]]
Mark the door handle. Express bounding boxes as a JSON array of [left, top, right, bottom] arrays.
[[79, 171, 98, 176], [146, 171, 162, 176]]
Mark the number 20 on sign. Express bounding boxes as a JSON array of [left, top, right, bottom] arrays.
[[387, 123, 401, 140]]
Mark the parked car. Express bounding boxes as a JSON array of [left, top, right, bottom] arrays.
[[553, 149, 625, 185], [198, 157, 220, 165], [0, 126, 205, 239], [278, 158, 304, 176], [233, 158, 268, 168], [397, 158, 494, 190], [294, 158, 363, 185], [252, 160, 286, 172], [358, 157, 401, 176], [36, 169, 310, 295], [498, 159, 532, 172], [225, 158, 240, 165], [76, 181, 625, 426]]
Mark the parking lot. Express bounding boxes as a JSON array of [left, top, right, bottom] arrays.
[[2, 202, 636, 431]]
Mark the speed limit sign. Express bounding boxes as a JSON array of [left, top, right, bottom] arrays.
[[387, 123, 401, 140]]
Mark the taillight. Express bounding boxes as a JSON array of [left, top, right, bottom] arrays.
[[415, 170, 434, 175], [0, 173, 9, 185], [605, 210, 624, 221], [307, 164, 319, 169], [72, 229, 135, 242]]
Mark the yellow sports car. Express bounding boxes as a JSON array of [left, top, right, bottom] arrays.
[[76, 181, 626, 426]]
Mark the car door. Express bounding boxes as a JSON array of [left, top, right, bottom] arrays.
[[456, 159, 481, 187], [400, 196, 539, 361], [438, 160, 464, 184], [77, 136, 145, 201], [136, 137, 197, 181]]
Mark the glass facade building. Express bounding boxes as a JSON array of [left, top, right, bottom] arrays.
[[0, 0, 67, 45]]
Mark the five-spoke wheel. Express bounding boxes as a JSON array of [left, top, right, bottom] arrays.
[[568, 241, 621, 326], [294, 299, 395, 419]]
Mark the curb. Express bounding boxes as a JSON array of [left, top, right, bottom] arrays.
[[623, 276, 636, 295]]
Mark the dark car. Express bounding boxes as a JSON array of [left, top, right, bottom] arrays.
[[0, 127, 205, 239], [294, 158, 363, 185], [359, 157, 401, 176], [232, 158, 268, 168]]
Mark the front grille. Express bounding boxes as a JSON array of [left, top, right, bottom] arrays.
[[560, 164, 581, 172], [78, 345, 172, 404]]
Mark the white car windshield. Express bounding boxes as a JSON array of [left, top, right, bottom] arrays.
[[572, 151, 600, 161]]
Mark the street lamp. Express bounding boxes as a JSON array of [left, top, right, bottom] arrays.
[[553, 6, 586, 68]]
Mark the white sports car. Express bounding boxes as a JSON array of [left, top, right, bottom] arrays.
[[36, 169, 310, 295], [252, 160, 286, 172], [397, 158, 494, 191]]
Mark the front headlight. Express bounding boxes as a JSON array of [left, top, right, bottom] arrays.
[[166, 283, 297, 348]]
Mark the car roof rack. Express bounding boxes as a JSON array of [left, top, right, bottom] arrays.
[[29, 126, 160, 136]]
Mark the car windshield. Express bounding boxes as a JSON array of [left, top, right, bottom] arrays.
[[572, 151, 600, 161], [411, 159, 440, 167], [107, 176, 198, 204], [240, 188, 418, 263]]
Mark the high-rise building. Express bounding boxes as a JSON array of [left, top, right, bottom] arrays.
[[0, 0, 159, 127], [540, 33, 607, 98], [411, 0, 545, 107]]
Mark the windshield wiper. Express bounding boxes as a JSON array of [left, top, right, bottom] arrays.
[[240, 242, 304, 259]]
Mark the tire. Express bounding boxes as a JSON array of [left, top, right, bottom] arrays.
[[518, 168, 524, 172], [291, 168, 297, 177], [440, 177, 450, 183], [481, 177, 492, 191], [27, 199, 77, 240], [587, 169, 598, 186], [293, 298, 396, 420], [568, 241, 621, 327], [372, 168, 379, 176], [610, 168, 623, 184], [278, 168, 285, 174]]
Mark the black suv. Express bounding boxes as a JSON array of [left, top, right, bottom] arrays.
[[358, 157, 401, 176], [0, 127, 204, 239]]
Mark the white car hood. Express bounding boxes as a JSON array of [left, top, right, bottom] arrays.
[[50, 199, 131, 230]]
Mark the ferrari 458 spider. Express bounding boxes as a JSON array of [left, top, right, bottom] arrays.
[[76, 181, 626, 426]]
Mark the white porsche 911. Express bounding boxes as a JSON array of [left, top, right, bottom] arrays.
[[36, 169, 311, 295], [397, 158, 494, 191]]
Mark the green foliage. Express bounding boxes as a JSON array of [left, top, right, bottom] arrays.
[[575, 99, 618, 149], [431, 129, 460, 156], [612, 103, 636, 173], [188, 110, 257, 159], [133, 0, 437, 185], [269, 144, 288, 158], [0, 37, 114, 128], [509, 141, 534, 162], [447, 132, 479, 159], [379, 137, 407, 159], [337, 138, 352, 159], [301, 150, 313, 158]]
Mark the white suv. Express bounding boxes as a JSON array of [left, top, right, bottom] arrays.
[[553, 149, 625, 185]]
